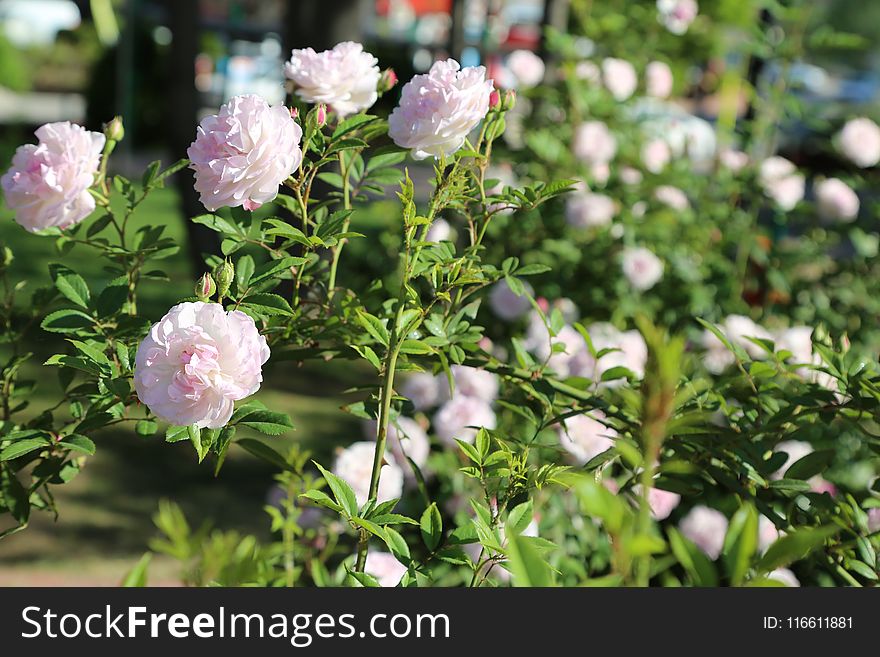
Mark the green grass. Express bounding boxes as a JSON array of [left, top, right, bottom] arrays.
[[0, 186, 383, 584]]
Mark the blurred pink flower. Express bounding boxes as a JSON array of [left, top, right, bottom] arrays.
[[505, 49, 546, 88], [565, 191, 617, 228], [759, 156, 804, 211], [646, 61, 673, 98], [837, 117, 880, 168], [641, 138, 671, 173], [364, 551, 407, 587], [557, 411, 617, 463], [1, 122, 104, 232], [573, 121, 617, 167], [333, 441, 404, 506], [653, 185, 690, 210], [679, 505, 728, 560], [489, 278, 533, 321], [432, 394, 496, 445], [633, 485, 681, 520], [621, 247, 664, 291], [657, 0, 699, 35], [601, 58, 637, 101], [815, 178, 859, 222]]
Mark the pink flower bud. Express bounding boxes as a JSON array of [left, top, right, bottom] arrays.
[[289, 106, 299, 119], [502, 89, 517, 110], [378, 68, 398, 93], [489, 89, 501, 108], [316, 104, 327, 127]]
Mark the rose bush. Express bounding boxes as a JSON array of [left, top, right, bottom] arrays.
[[1, 0, 879, 588]]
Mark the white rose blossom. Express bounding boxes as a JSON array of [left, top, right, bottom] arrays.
[[133, 301, 270, 428], [621, 247, 664, 291], [187, 94, 302, 211], [837, 117, 880, 168], [401, 371, 445, 411], [601, 57, 638, 102], [388, 59, 494, 160], [363, 416, 430, 471], [284, 41, 381, 118], [451, 365, 499, 402], [333, 441, 404, 506]]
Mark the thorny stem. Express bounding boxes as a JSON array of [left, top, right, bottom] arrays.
[[327, 152, 353, 299]]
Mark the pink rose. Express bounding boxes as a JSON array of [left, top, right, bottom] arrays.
[[565, 191, 617, 228], [401, 372, 445, 411], [573, 121, 617, 166], [333, 441, 404, 506], [653, 185, 690, 210], [187, 94, 302, 211], [489, 278, 533, 321], [641, 138, 671, 173], [815, 177, 859, 222], [646, 61, 673, 98], [679, 505, 728, 560], [759, 156, 804, 211], [657, 0, 699, 35], [557, 411, 616, 463], [867, 508, 880, 533], [719, 148, 749, 172], [1, 122, 104, 232], [505, 49, 546, 89], [284, 41, 381, 118], [601, 58, 637, 101], [451, 365, 499, 402], [574, 323, 647, 384], [837, 117, 880, 168], [134, 302, 270, 428], [432, 394, 496, 445], [633, 485, 681, 520], [364, 551, 407, 587], [388, 59, 494, 160], [621, 247, 664, 291], [363, 416, 430, 471]]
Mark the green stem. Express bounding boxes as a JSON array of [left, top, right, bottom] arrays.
[[327, 152, 353, 299]]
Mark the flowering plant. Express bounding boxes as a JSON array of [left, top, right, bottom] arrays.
[[1, 18, 879, 588]]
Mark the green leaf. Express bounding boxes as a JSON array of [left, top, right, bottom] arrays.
[[0, 435, 51, 461], [300, 489, 342, 513], [420, 503, 443, 551], [165, 425, 189, 443], [356, 311, 390, 346], [382, 526, 411, 564], [668, 528, 719, 586], [41, 309, 95, 333], [235, 254, 255, 293], [241, 293, 294, 317], [784, 449, 835, 480], [238, 410, 294, 435], [236, 438, 294, 472], [723, 504, 758, 586], [96, 278, 129, 317], [58, 434, 96, 455], [249, 256, 306, 285], [313, 461, 359, 518], [506, 500, 534, 535], [757, 525, 840, 572], [121, 553, 151, 587], [332, 114, 380, 139], [191, 213, 242, 236], [50, 264, 90, 308], [506, 533, 553, 587], [135, 420, 158, 437]]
